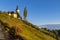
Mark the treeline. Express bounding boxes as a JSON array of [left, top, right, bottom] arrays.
[[41, 28, 60, 40]]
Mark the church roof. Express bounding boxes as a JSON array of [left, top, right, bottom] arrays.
[[8, 11, 14, 14]]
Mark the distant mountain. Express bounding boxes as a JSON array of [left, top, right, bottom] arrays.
[[40, 24, 60, 30]]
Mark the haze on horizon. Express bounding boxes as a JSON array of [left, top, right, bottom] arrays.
[[0, 0, 60, 25]]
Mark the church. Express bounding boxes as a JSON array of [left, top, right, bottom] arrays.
[[8, 6, 22, 19]]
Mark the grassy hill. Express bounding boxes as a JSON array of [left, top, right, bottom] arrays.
[[0, 12, 56, 40]]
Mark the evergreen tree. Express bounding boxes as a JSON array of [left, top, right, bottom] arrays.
[[23, 7, 28, 20], [0, 11, 2, 14]]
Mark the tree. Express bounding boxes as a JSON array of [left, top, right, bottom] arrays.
[[9, 27, 16, 36], [8, 26, 17, 40], [23, 7, 28, 20], [0, 11, 2, 14]]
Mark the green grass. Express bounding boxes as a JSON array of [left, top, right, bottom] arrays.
[[0, 13, 56, 40]]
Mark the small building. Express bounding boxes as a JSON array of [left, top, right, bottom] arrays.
[[8, 6, 21, 19]]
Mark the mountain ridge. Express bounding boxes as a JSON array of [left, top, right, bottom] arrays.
[[40, 24, 60, 30]]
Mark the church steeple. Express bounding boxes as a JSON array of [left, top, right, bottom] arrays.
[[16, 5, 22, 19], [16, 6, 18, 10], [16, 5, 20, 14]]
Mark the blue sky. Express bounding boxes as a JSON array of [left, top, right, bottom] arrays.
[[0, 0, 60, 25]]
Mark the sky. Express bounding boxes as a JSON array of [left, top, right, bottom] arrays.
[[0, 0, 60, 25]]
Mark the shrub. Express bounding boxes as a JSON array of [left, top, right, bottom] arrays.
[[8, 26, 17, 40], [0, 11, 2, 14], [2, 23, 10, 31]]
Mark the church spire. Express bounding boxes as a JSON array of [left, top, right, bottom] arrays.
[[16, 6, 18, 10], [16, 5, 20, 14]]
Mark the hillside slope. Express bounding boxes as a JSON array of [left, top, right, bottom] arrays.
[[0, 13, 56, 40]]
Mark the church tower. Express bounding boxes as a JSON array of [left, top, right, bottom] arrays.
[[16, 6, 22, 19], [16, 6, 20, 14], [16, 6, 20, 19]]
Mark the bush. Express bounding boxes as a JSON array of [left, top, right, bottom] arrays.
[[2, 23, 10, 31], [0, 11, 2, 14], [8, 26, 17, 40], [0, 20, 3, 24]]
